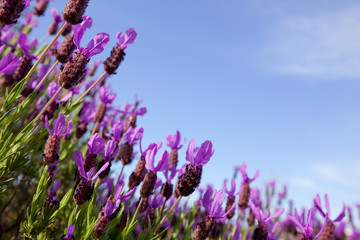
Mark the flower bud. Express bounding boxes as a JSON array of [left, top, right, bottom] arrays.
[[43, 135, 60, 164], [104, 45, 125, 74], [140, 171, 157, 198], [193, 216, 215, 240], [59, 52, 88, 89], [62, 0, 90, 25]]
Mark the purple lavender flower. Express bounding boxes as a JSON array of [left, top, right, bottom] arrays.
[[223, 179, 237, 219], [166, 130, 185, 170], [18, 33, 38, 59], [238, 162, 259, 209], [116, 28, 138, 50], [61, 224, 75, 240], [44, 113, 72, 137], [99, 86, 116, 104], [314, 194, 346, 223], [94, 181, 136, 238], [186, 138, 214, 167], [193, 187, 234, 240], [140, 146, 168, 198], [110, 119, 123, 142], [73, 150, 109, 205], [288, 208, 327, 240], [249, 201, 284, 240]]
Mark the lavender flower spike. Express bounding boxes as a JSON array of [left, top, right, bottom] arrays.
[[288, 208, 328, 240], [166, 130, 185, 170], [73, 150, 109, 205], [99, 86, 116, 104], [43, 114, 72, 164]]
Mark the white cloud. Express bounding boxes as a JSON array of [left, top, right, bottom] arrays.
[[264, 4, 360, 79]]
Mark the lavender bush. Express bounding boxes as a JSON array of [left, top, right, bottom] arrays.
[[0, 1, 358, 239]]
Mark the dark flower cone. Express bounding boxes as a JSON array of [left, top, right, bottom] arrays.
[[61, 235, 75, 240], [128, 157, 147, 189], [84, 153, 97, 172], [75, 121, 87, 139], [56, 34, 76, 63], [43, 196, 60, 210], [33, 0, 49, 16], [59, 52, 88, 89], [93, 215, 110, 239], [238, 182, 250, 209], [193, 216, 215, 240], [209, 221, 222, 239], [97, 159, 111, 179], [94, 102, 106, 123], [47, 164, 57, 187], [318, 221, 335, 240], [173, 181, 180, 198], [12, 56, 32, 83], [0, 74, 14, 87], [123, 114, 136, 133], [252, 221, 268, 240], [160, 181, 173, 200], [137, 196, 149, 213], [120, 142, 133, 166], [104, 45, 125, 74], [0, 0, 26, 24], [225, 196, 235, 219], [61, 23, 72, 36], [142, 208, 156, 230], [88, 64, 98, 77], [247, 209, 255, 227], [169, 149, 178, 170], [48, 21, 59, 35], [118, 212, 128, 232], [40, 101, 59, 122], [176, 164, 202, 197], [73, 178, 94, 205], [140, 171, 157, 198], [62, 0, 90, 25], [19, 87, 33, 102], [43, 135, 60, 164]]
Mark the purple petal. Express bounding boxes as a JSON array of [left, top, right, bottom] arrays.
[[18, 33, 29, 57], [47, 82, 62, 100], [85, 32, 110, 58], [73, 151, 86, 178], [288, 215, 306, 235], [104, 140, 118, 159], [324, 194, 331, 219], [152, 194, 166, 208], [114, 181, 124, 200], [201, 188, 212, 214], [314, 194, 326, 218], [135, 107, 147, 116], [87, 133, 106, 154], [52, 113, 66, 135], [105, 197, 116, 216], [265, 208, 285, 223], [209, 190, 224, 217], [92, 161, 109, 180], [66, 224, 75, 238], [196, 140, 214, 166], [154, 150, 169, 172], [59, 120, 72, 137], [145, 145, 157, 171], [249, 201, 262, 222], [72, 16, 93, 50], [44, 115, 53, 135], [119, 186, 137, 202], [185, 138, 196, 165], [0, 52, 21, 74], [333, 203, 346, 222], [59, 91, 73, 103]]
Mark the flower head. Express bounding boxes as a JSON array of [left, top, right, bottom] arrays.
[[116, 28, 138, 50], [200, 187, 235, 220], [51, 8, 63, 23], [166, 130, 185, 150], [223, 179, 237, 198], [104, 181, 136, 216], [73, 16, 109, 58], [63, 224, 75, 240], [125, 126, 143, 145], [238, 162, 259, 184], [314, 194, 346, 222], [99, 86, 116, 104], [249, 201, 284, 225], [288, 208, 327, 239], [101, 140, 119, 161], [73, 150, 109, 181], [185, 138, 214, 167], [45, 113, 72, 137], [145, 146, 168, 172]]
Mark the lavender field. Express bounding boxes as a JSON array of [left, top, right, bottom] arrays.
[[0, 0, 359, 239]]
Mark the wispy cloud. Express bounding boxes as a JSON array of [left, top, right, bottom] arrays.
[[264, 4, 360, 79]]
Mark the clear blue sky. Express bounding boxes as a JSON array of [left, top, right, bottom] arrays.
[[30, 0, 360, 213]]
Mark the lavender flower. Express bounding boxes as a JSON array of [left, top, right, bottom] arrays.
[[73, 150, 109, 205], [288, 208, 327, 240], [176, 138, 214, 197], [104, 28, 138, 74], [223, 179, 236, 219], [59, 21, 109, 89], [193, 187, 234, 240], [166, 130, 185, 170], [238, 162, 259, 209], [0, 50, 21, 75], [160, 158, 177, 200], [43, 114, 72, 164], [120, 126, 143, 165]]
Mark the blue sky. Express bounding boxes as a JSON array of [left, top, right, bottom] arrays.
[[30, 0, 360, 213]]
